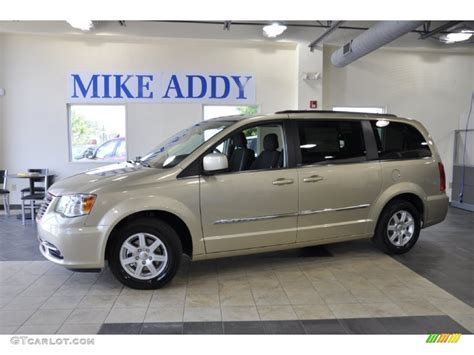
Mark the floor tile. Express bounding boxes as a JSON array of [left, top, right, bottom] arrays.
[[257, 305, 297, 321], [15, 324, 60, 334], [328, 304, 372, 319], [414, 315, 471, 334], [219, 290, 256, 306], [145, 307, 184, 322], [223, 321, 265, 334], [105, 307, 147, 323], [24, 309, 72, 326], [362, 302, 407, 318], [378, 316, 431, 334], [141, 322, 183, 334], [113, 294, 152, 308], [56, 323, 102, 334], [77, 295, 118, 309], [221, 305, 260, 321], [184, 306, 222, 322], [2, 296, 49, 310], [263, 320, 305, 334], [292, 304, 335, 320], [40, 295, 84, 310], [64, 308, 110, 324], [183, 321, 223, 334], [301, 319, 347, 334], [0, 326, 19, 334], [339, 318, 388, 334], [99, 323, 142, 334], [185, 293, 220, 308]]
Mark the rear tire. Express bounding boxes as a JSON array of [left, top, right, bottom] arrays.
[[108, 218, 182, 289], [372, 200, 421, 255]]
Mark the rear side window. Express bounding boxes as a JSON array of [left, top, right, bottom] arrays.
[[370, 121, 431, 160], [298, 120, 366, 165]]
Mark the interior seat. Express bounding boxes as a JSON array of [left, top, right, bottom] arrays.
[[228, 132, 255, 172], [250, 133, 281, 170]]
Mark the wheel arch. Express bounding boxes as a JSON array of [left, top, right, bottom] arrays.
[[369, 184, 426, 234], [105, 210, 194, 261]]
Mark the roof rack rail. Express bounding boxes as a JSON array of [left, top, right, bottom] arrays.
[[275, 110, 397, 117]]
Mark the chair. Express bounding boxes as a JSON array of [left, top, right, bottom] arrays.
[[21, 168, 49, 224], [0, 170, 10, 216]]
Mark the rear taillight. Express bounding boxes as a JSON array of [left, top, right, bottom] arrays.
[[438, 162, 446, 192]]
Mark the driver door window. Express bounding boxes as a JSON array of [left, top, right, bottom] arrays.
[[217, 123, 287, 173]]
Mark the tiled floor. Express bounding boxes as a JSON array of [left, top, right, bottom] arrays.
[[0, 208, 473, 334]]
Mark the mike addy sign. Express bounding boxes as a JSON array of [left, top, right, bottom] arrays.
[[68, 72, 256, 104]]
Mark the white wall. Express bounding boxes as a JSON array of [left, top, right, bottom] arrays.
[[297, 42, 323, 110], [322, 45, 474, 197], [0, 34, 298, 203]]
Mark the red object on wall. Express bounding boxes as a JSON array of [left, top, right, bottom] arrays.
[[309, 100, 318, 109]]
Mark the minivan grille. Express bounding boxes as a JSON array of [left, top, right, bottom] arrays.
[[37, 193, 55, 220]]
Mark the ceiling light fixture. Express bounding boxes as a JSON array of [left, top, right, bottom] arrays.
[[440, 29, 473, 43], [263, 23, 287, 38], [67, 20, 94, 31]]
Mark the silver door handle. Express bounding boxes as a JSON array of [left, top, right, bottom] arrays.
[[272, 178, 294, 186], [303, 175, 324, 183]]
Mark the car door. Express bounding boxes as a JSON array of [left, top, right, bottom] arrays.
[[200, 121, 298, 254], [295, 119, 382, 243]]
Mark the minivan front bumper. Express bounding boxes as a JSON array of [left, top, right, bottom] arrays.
[[37, 213, 108, 270]]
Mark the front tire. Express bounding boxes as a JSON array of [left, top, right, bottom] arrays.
[[108, 218, 182, 289], [373, 200, 421, 255]]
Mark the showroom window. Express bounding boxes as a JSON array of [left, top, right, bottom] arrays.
[[298, 120, 366, 165], [68, 105, 127, 163], [333, 106, 385, 114], [370, 120, 432, 160], [203, 105, 259, 120]]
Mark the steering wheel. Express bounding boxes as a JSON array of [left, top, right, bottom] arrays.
[[213, 148, 222, 154]]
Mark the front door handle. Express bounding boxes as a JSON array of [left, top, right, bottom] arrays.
[[303, 175, 324, 183], [272, 178, 294, 186]]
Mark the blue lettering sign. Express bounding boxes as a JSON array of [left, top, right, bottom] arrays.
[[163, 75, 184, 99], [68, 72, 255, 104], [137, 75, 154, 99], [71, 74, 100, 98], [209, 75, 230, 99]]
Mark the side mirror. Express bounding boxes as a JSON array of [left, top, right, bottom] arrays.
[[203, 153, 228, 174]]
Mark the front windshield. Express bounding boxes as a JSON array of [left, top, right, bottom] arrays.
[[140, 120, 234, 168]]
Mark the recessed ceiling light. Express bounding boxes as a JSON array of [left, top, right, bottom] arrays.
[[263, 23, 287, 38], [440, 30, 473, 43], [67, 20, 94, 31]]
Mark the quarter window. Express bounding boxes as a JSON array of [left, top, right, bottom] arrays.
[[371, 120, 431, 160], [298, 120, 366, 165]]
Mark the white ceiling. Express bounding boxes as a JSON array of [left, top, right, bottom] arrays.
[[1, 20, 473, 51]]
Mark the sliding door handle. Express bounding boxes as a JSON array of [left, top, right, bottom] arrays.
[[303, 175, 324, 183], [272, 178, 294, 186]]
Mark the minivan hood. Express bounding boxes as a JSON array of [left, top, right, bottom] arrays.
[[48, 163, 172, 196]]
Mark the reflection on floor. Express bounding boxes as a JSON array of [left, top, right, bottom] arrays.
[[0, 208, 472, 334]]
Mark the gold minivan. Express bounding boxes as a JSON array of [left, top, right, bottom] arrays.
[[37, 111, 449, 289]]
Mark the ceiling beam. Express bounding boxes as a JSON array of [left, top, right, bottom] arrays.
[[308, 21, 344, 51], [419, 21, 462, 39]]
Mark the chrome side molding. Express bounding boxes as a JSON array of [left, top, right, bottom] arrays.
[[213, 204, 370, 225]]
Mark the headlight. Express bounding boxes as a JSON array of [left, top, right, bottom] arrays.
[[55, 194, 97, 218]]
